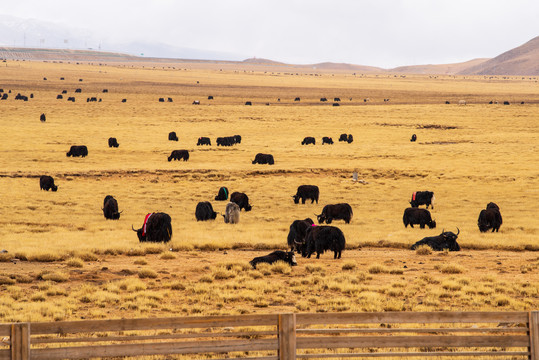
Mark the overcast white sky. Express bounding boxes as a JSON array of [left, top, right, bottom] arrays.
[[1, 0, 538, 68]]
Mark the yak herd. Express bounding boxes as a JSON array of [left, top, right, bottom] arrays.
[[38, 129, 504, 267], [27, 84, 508, 269]]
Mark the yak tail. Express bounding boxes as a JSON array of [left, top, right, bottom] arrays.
[[131, 225, 137, 232]]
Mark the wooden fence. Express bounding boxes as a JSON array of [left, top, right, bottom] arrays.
[[2, 311, 538, 359]]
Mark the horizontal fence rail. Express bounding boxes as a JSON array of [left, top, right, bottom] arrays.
[[1, 311, 538, 359]]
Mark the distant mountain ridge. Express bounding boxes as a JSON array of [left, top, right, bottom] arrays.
[[458, 36, 539, 76]]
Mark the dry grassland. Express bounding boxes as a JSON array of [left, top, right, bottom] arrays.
[[0, 60, 538, 324]]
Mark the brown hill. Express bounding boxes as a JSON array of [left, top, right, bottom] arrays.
[[390, 58, 489, 75], [458, 36, 539, 76]]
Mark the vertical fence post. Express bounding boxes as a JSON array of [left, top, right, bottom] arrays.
[[279, 313, 296, 360], [11, 323, 30, 360], [530, 311, 539, 360]]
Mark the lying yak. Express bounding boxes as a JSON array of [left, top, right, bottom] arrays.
[[303, 225, 346, 259], [316, 203, 353, 224], [39, 175, 58, 192], [103, 195, 121, 220], [214, 186, 229, 201], [411, 228, 460, 251], [250, 251, 297, 269], [132, 212, 172, 243], [287, 218, 315, 253], [402, 208, 436, 229], [223, 202, 240, 224], [195, 201, 217, 221], [293, 185, 319, 204], [168, 150, 189, 161], [230, 192, 252, 211]]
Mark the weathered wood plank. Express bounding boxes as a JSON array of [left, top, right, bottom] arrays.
[[0, 325, 10, 337], [296, 312, 529, 326], [279, 313, 296, 360], [30, 314, 278, 334], [296, 335, 530, 349], [0, 349, 13, 360], [530, 311, 539, 360], [10, 323, 30, 360], [297, 327, 528, 334], [32, 338, 278, 360], [32, 330, 277, 344], [296, 351, 530, 358]]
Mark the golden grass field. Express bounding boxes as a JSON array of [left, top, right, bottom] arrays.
[[0, 60, 538, 324]]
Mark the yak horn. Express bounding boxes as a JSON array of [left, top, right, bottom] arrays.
[[131, 225, 137, 232], [456, 227, 460, 236], [293, 239, 303, 245]]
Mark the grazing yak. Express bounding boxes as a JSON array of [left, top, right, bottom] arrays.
[[411, 228, 460, 251], [294, 97, 301, 101], [56, 94, 63, 99], [197, 137, 211, 146], [40, 113, 46, 122], [250, 251, 297, 269], [195, 201, 217, 221], [121, 99, 127, 103], [322, 137, 334, 145], [216, 136, 238, 146], [287, 218, 315, 253], [347, 134, 353, 143], [293, 185, 319, 204], [168, 132, 179, 141], [168, 150, 189, 161], [478, 203, 502, 232], [108, 137, 119, 148], [410, 134, 417, 142], [302, 225, 346, 259], [320, 97, 328, 102], [402, 208, 436, 229], [66, 145, 88, 157], [338, 134, 348, 142], [39, 175, 58, 192], [223, 202, 240, 224], [252, 153, 274, 165], [158, 98, 165, 102], [103, 195, 121, 220], [410, 191, 435, 209], [214, 186, 229, 201], [302, 137, 316, 145], [245, 101, 252, 105], [230, 192, 252, 211], [316, 203, 353, 224], [132, 213, 172, 243]]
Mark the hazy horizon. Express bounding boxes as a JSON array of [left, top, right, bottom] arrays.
[[1, 0, 538, 68]]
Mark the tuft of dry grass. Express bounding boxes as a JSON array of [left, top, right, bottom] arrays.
[[270, 261, 292, 274], [39, 271, 69, 282], [342, 262, 357, 271], [368, 264, 389, 274], [134, 259, 147, 265], [159, 252, 176, 260], [440, 264, 465, 274], [66, 258, 84, 268], [138, 269, 158, 279], [415, 245, 432, 255]]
